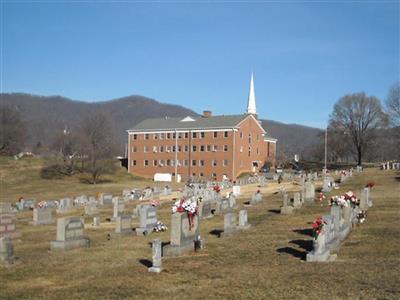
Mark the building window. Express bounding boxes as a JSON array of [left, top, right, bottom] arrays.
[[248, 147, 251, 157], [192, 145, 197, 152], [166, 159, 171, 166], [159, 160, 164, 166], [132, 146, 137, 153], [224, 131, 228, 138], [153, 146, 157, 153], [132, 160, 136, 166], [212, 173, 217, 179], [172, 146, 176, 152], [144, 160, 149, 166], [200, 132, 205, 138], [192, 160, 197, 166], [192, 173, 196, 177], [167, 133, 171, 139], [213, 131, 218, 138], [160, 146, 164, 153], [171, 160, 175, 167], [184, 145, 189, 152], [153, 134, 158, 140], [206, 145, 211, 152], [223, 145, 228, 152], [213, 145, 218, 152], [165, 146, 170, 153], [200, 145, 205, 152], [178, 145, 182, 152], [144, 146, 149, 153], [200, 172, 204, 177], [212, 160, 217, 167], [192, 132, 197, 139], [160, 133, 165, 140], [240, 132, 243, 139], [145, 134, 150, 140], [133, 134, 137, 140], [185, 132, 189, 139], [184, 160, 188, 167], [172, 132, 176, 139], [223, 159, 228, 166], [178, 133, 183, 139], [199, 160, 205, 166], [153, 160, 158, 166], [248, 134, 252, 143]]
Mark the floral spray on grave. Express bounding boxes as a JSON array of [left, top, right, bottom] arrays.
[[172, 197, 198, 230], [311, 216, 327, 240]]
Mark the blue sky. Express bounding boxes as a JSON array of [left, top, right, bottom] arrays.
[[1, 1, 399, 128]]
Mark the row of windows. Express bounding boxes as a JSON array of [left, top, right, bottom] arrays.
[[131, 145, 259, 156], [132, 144, 230, 153], [132, 131, 230, 141], [132, 131, 261, 141], [131, 159, 229, 167]]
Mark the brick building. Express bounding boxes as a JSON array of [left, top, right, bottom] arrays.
[[127, 74, 277, 181]]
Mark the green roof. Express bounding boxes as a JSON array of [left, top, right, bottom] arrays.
[[128, 114, 249, 132]]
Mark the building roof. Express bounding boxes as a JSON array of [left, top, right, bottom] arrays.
[[128, 114, 250, 132]]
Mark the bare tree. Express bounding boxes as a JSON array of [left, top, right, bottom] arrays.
[[51, 128, 81, 175], [385, 82, 400, 126], [329, 92, 387, 166], [79, 112, 116, 184], [0, 105, 26, 155]]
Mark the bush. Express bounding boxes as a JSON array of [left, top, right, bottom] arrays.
[[40, 164, 66, 179]]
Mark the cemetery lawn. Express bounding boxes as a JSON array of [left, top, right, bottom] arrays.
[[1, 159, 400, 299]]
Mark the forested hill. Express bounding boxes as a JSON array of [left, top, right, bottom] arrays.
[[1, 93, 322, 157]]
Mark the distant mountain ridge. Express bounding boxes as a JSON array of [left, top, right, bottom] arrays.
[[0, 93, 322, 157]]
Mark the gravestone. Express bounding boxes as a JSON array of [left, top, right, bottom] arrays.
[[0, 236, 14, 265], [306, 230, 336, 262], [50, 217, 90, 250], [238, 210, 250, 230], [250, 191, 263, 205], [0, 203, 12, 214], [323, 214, 341, 251], [293, 192, 302, 209], [112, 198, 125, 221], [232, 185, 241, 196], [280, 193, 293, 215], [31, 208, 53, 225], [359, 187, 371, 211], [111, 215, 133, 237], [163, 212, 200, 257], [57, 198, 72, 214], [0, 213, 20, 238], [163, 186, 172, 196], [100, 194, 113, 206], [148, 238, 162, 273], [200, 200, 213, 219], [222, 212, 238, 237], [215, 198, 230, 215], [322, 177, 333, 193], [92, 216, 100, 227], [136, 205, 158, 235], [304, 182, 315, 202], [84, 202, 98, 216], [228, 193, 237, 209]]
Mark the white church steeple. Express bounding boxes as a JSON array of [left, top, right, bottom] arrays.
[[246, 72, 257, 115]]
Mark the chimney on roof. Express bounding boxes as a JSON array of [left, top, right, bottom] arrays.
[[203, 110, 212, 118]]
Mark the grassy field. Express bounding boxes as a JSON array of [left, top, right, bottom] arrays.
[[0, 158, 399, 299]]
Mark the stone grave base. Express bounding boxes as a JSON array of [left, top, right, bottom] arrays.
[[280, 206, 294, 215], [221, 229, 238, 238], [306, 250, 337, 262], [135, 227, 154, 236], [29, 220, 54, 226], [148, 266, 162, 273], [50, 237, 90, 251], [326, 237, 341, 252], [238, 224, 251, 230], [163, 242, 194, 257]]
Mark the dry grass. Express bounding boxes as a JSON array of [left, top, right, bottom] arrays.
[[1, 158, 399, 299]]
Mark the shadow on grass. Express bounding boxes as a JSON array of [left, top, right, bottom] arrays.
[[293, 228, 313, 237], [290, 239, 313, 251], [395, 176, 400, 182], [79, 178, 113, 184], [268, 209, 281, 214], [277, 247, 306, 260], [139, 259, 152, 268], [209, 229, 223, 238], [147, 241, 170, 248]]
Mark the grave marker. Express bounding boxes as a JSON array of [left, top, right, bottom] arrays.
[[50, 217, 90, 250]]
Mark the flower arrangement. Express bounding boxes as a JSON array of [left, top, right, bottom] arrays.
[[329, 195, 348, 207], [150, 200, 160, 207], [316, 192, 325, 203], [357, 211, 367, 223], [172, 197, 198, 229], [153, 221, 168, 232], [344, 191, 359, 207], [213, 185, 221, 193], [365, 182, 375, 189], [37, 201, 47, 209], [312, 217, 326, 240]]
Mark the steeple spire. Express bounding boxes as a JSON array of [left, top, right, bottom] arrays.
[[246, 72, 257, 115]]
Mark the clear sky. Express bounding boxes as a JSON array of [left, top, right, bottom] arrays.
[[1, 1, 399, 128]]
